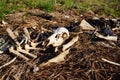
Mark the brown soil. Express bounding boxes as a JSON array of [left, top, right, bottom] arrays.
[[0, 9, 120, 80]]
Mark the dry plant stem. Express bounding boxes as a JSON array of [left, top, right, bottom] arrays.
[[102, 58, 120, 66], [0, 57, 16, 69], [9, 47, 29, 61]]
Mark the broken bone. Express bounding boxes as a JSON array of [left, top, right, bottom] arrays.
[[95, 32, 117, 42], [6, 28, 20, 46], [23, 27, 31, 40], [42, 27, 70, 47], [25, 44, 40, 51], [80, 19, 95, 30]]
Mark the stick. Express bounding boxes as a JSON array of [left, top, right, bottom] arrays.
[[0, 57, 16, 69], [102, 58, 120, 66]]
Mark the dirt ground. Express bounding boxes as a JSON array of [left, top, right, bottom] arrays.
[[0, 9, 120, 80]]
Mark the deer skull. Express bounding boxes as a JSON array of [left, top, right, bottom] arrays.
[[42, 27, 69, 47]]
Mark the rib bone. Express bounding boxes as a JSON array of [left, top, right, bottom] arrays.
[[62, 36, 78, 51]]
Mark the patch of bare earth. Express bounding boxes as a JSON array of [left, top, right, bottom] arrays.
[[0, 9, 120, 80]]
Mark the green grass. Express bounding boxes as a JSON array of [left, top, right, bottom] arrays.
[[77, 0, 120, 17], [0, 0, 120, 20]]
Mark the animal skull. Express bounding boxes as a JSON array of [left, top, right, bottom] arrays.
[[42, 27, 69, 47]]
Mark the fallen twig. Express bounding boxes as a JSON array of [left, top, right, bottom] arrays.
[[0, 57, 16, 69], [101, 58, 120, 66]]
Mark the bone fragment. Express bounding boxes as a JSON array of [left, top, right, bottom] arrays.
[[6, 28, 17, 40], [23, 27, 31, 40], [95, 32, 117, 41], [9, 47, 29, 61], [0, 51, 3, 54], [80, 19, 95, 30], [30, 42, 41, 48], [25, 44, 39, 51], [6, 28, 20, 46]]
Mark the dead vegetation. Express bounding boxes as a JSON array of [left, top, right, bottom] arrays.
[[0, 9, 120, 80]]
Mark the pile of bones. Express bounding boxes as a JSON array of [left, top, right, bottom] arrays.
[[0, 17, 120, 70]]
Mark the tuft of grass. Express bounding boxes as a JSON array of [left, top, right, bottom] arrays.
[[58, 0, 75, 9], [0, 0, 26, 20], [36, 0, 55, 12], [76, 0, 120, 17]]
